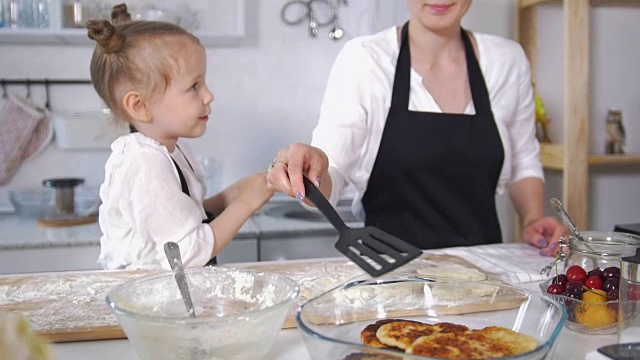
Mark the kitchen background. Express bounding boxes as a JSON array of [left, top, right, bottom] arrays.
[[0, 0, 638, 243]]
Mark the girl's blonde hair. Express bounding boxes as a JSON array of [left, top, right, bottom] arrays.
[[86, 3, 201, 121]]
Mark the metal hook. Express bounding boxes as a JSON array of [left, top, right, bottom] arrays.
[[26, 79, 31, 98], [44, 79, 51, 110], [1, 79, 6, 99]]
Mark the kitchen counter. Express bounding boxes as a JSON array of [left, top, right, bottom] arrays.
[[44, 244, 617, 360], [0, 196, 363, 273]]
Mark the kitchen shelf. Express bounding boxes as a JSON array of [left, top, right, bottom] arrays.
[[540, 143, 640, 169], [519, 0, 640, 8], [0, 0, 248, 47], [517, 0, 640, 231]]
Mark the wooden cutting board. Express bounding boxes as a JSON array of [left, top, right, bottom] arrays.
[[0, 254, 518, 343]]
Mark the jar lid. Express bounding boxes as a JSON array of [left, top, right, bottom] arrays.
[[621, 247, 640, 282]]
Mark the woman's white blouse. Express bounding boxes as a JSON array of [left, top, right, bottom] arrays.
[[311, 26, 544, 219], [98, 133, 214, 270]]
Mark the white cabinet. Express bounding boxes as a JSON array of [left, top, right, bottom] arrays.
[[0, 0, 249, 46]]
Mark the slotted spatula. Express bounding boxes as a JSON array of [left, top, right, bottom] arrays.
[[302, 176, 422, 277]]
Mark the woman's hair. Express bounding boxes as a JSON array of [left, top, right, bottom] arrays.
[[86, 3, 201, 121]]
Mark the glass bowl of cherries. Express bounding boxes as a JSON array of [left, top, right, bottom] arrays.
[[539, 265, 620, 335]]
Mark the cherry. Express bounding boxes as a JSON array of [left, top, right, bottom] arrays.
[[552, 274, 568, 287], [607, 288, 619, 302], [603, 277, 620, 293], [602, 266, 621, 280], [588, 268, 604, 280], [547, 283, 565, 295], [565, 286, 583, 300], [566, 280, 584, 290], [566, 265, 588, 283], [629, 285, 640, 301], [584, 275, 604, 290]]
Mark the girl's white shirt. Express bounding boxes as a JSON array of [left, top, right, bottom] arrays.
[[98, 132, 214, 270], [311, 26, 544, 220]]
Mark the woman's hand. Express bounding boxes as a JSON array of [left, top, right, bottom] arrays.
[[522, 216, 567, 257], [266, 143, 329, 200]]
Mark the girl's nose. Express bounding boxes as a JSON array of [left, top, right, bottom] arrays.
[[203, 86, 214, 105]]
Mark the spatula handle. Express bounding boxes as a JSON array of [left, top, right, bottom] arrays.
[[302, 176, 349, 232]]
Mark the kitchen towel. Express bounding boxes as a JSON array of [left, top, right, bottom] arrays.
[[427, 243, 553, 284], [0, 94, 47, 185], [22, 110, 53, 161]]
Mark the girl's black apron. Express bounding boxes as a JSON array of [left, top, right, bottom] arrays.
[[171, 152, 217, 266], [361, 23, 505, 249]]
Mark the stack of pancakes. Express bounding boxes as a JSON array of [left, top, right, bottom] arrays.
[[345, 318, 538, 359]]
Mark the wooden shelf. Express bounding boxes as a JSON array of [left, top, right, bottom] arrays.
[[591, 0, 640, 7], [540, 144, 640, 169], [519, 0, 640, 8], [0, 0, 249, 47], [589, 154, 640, 166]]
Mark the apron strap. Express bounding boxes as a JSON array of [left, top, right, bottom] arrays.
[[170, 157, 218, 266], [390, 22, 411, 110]]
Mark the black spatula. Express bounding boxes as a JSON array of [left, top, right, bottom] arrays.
[[302, 176, 422, 277]]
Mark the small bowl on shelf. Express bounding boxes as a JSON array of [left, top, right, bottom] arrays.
[[539, 278, 618, 335]]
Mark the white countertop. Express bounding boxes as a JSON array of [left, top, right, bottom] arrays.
[[48, 244, 619, 360], [0, 196, 357, 250]]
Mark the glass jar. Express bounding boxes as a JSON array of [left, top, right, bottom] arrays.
[[562, 231, 640, 272], [618, 248, 640, 343]]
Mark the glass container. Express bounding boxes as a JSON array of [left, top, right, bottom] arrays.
[[297, 274, 567, 360], [618, 248, 640, 343], [563, 231, 640, 272], [106, 267, 299, 360]]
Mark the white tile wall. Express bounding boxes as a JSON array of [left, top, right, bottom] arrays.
[[2, 1, 636, 241]]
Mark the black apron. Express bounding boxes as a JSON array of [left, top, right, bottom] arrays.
[[362, 23, 504, 249], [171, 151, 217, 266]]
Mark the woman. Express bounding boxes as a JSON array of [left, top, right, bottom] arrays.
[[267, 0, 564, 256]]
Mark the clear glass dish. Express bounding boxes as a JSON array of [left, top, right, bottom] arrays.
[[9, 186, 99, 219], [538, 279, 618, 335], [106, 267, 299, 360], [296, 274, 567, 360]]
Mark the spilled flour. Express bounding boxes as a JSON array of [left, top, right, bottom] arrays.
[[0, 271, 154, 335], [0, 254, 493, 340]]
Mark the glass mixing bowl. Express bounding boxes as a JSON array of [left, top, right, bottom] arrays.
[[9, 186, 100, 219], [296, 274, 567, 360], [106, 267, 299, 360]]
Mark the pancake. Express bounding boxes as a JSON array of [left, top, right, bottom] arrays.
[[406, 326, 538, 359], [360, 319, 404, 349], [359, 319, 538, 359], [376, 320, 469, 350], [475, 326, 538, 355]]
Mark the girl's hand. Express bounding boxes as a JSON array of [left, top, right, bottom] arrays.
[[522, 216, 567, 257], [266, 143, 329, 200], [238, 172, 274, 212]]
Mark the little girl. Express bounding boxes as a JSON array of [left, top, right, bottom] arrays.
[[87, 4, 273, 270]]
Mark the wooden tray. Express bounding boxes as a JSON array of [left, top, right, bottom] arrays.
[[0, 254, 512, 343]]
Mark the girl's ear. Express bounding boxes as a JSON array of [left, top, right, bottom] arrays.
[[122, 91, 152, 123]]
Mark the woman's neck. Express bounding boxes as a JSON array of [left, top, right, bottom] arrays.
[[405, 21, 464, 69]]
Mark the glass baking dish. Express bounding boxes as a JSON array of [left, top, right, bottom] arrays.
[[296, 274, 567, 360]]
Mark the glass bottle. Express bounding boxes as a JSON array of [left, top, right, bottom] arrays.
[[618, 248, 640, 343]]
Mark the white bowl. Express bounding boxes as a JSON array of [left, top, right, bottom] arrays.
[[106, 267, 299, 360]]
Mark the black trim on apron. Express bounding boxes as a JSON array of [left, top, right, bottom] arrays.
[[361, 22, 505, 249], [171, 150, 217, 266]]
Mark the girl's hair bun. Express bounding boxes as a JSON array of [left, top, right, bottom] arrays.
[[111, 3, 132, 25], [86, 20, 125, 54]]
